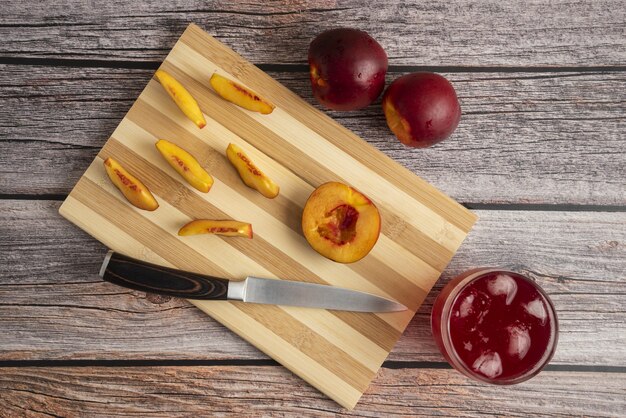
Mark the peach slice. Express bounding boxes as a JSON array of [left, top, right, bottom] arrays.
[[178, 220, 253, 238], [302, 182, 380, 263], [210, 73, 275, 115], [103, 157, 159, 211], [226, 143, 279, 199], [155, 139, 214, 193], [155, 69, 206, 129]]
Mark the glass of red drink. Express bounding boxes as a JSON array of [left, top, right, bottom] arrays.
[[431, 269, 558, 384]]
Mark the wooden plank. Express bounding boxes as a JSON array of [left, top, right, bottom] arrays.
[[1, 65, 624, 205], [2, 200, 624, 365], [0, 366, 624, 416], [55, 25, 475, 409], [1, 1, 625, 66]]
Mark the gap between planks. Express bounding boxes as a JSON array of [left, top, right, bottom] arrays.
[[2, 56, 626, 73], [2, 194, 625, 214], [1, 359, 625, 374]]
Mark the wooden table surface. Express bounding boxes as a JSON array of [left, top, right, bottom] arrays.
[[1, 1, 625, 416]]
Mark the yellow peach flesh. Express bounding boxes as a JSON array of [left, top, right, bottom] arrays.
[[155, 69, 206, 129], [210, 73, 275, 115], [103, 157, 159, 211], [178, 220, 253, 238], [155, 140, 213, 193], [226, 143, 279, 199]]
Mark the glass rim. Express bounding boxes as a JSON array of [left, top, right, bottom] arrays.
[[437, 268, 559, 385]]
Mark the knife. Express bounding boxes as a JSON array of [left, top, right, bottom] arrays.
[[99, 251, 407, 312]]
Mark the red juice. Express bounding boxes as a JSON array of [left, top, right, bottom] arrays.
[[431, 269, 558, 384]]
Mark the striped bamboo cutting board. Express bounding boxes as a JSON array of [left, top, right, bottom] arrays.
[[59, 23, 477, 409]]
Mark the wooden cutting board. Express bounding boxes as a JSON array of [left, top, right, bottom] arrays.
[[59, 23, 477, 409]]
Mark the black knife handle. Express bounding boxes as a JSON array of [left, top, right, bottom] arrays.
[[99, 251, 229, 300]]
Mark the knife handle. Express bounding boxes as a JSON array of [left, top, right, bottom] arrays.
[[99, 251, 229, 300]]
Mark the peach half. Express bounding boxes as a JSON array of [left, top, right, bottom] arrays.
[[103, 157, 159, 211], [226, 143, 279, 199], [178, 220, 253, 238], [155, 69, 206, 129], [302, 182, 381, 263], [210, 73, 275, 115], [155, 139, 214, 193]]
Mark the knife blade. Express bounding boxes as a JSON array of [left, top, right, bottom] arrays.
[[99, 251, 407, 312]]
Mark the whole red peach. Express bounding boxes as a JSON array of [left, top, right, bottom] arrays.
[[382, 72, 461, 148], [308, 28, 388, 111]]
